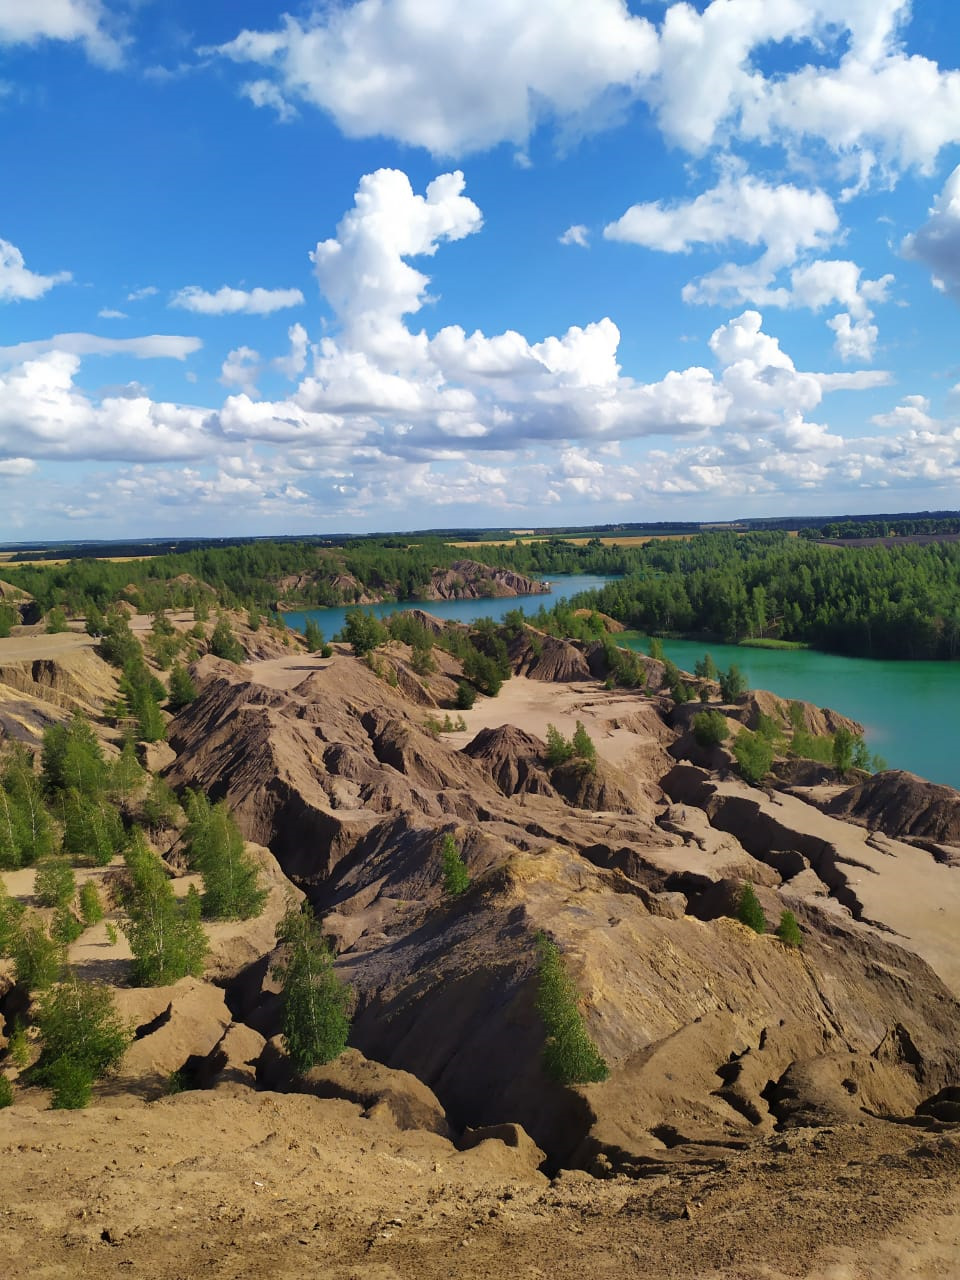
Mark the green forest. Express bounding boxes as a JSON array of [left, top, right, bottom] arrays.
[[5, 528, 960, 661]]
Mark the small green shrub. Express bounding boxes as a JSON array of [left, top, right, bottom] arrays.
[[571, 721, 597, 769], [535, 932, 609, 1085], [47, 1057, 94, 1109], [545, 724, 574, 767], [79, 881, 104, 926], [732, 729, 774, 785], [209, 616, 244, 663], [167, 662, 198, 711], [11, 919, 63, 989], [273, 906, 351, 1073], [692, 710, 729, 748], [776, 909, 803, 947], [737, 883, 766, 935], [719, 664, 747, 703], [51, 907, 83, 945], [0, 1076, 13, 1107], [455, 681, 476, 710], [7, 1021, 31, 1069], [45, 607, 69, 635], [440, 834, 470, 898], [34, 857, 76, 910]]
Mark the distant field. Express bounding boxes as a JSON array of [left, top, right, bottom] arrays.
[[449, 530, 803, 549], [448, 533, 698, 548], [0, 553, 156, 567]]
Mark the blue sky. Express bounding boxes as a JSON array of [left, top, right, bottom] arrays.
[[2, 0, 960, 539]]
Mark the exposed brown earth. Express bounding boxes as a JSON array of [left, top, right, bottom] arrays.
[[2, 621, 960, 1277], [274, 558, 548, 608], [824, 769, 960, 846]]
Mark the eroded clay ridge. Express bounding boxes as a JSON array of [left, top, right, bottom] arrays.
[[150, 631, 960, 1171]]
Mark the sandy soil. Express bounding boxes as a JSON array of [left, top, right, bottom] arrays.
[[252, 655, 667, 772], [0, 629, 97, 662], [708, 778, 960, 997], [1, 1093, 959, 1280]]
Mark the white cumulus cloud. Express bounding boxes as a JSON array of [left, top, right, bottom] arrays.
[[0, 0, 123, 66], [0, 237, 71, 302], [0, 333, 201, 366], [604, 174, 838, 266], [559, 225, 590, 248], [210, 0, 658, 155], [902, 164, 960, 299], [170, 285, 305, 315]]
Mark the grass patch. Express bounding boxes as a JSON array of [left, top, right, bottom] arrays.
[[737, 637, 809, 650]]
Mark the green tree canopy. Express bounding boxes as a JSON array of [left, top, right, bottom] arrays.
[[272, 905, 351, 1073]]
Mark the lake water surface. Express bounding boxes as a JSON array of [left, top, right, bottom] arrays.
[[285, 576, 960, 790]]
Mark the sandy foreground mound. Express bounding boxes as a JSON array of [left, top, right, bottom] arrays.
[[3, 1092, 960, 1280]]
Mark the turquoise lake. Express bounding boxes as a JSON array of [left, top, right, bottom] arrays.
[[285, 576, 960, 791]]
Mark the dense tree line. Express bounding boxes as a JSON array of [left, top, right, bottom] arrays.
[[800, 516, 960, 540], [557, 532, 960, 660]]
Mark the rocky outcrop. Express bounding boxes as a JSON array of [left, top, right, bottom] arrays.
[[509, 631, 592, 682], [462, 724, 554, 798], [824, 770, 960, 846], [425, 560, 548, 601], [275, 559, 547, 608], [113, 977, 232, 1098], [742, 688, 863, 738], [258, 1041, 453, 1136]]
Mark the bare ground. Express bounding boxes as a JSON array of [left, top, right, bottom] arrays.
[[2, 1092, 960, 1280]]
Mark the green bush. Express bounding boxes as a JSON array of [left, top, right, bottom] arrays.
[[303, 619, 325, 652], [47, 1057, 94, 1109], [737, 883, 766, 935], [545, 724, 575, 767], [167, 662, 198, 711], [61, 791, 126, 866], [7, 1021, 30, 1069], [455, 681, 476, 710], [694, 652, 719, 680], [0, 1075, 13, 1107], [534, 933, 609, 1085], [272, 906, 351, 1073], [45, 607, 69, 635], [109, 741, 146, 800], [342, 610, 387, 656], [11, 919, 63, 989], [776, 909, 802, 947], [123, 833, 207, 985], [732, 729, 774, 785], [79, 881, 104, 926], [719, 664, 747, 703], [34, 973, 131, 1087], [142, 776, 180, 831], [692, 710, 729, 748], [51, 907, 83, 945], [42, 710, 108, 798], [183, 793, 266, 921], [571, 721, 597, 769], [1, 747, 57, 866], [440, 833, 470, 897], [34, 856, 76, 909], [210, 616, 245, 663], [0, 603, 17, 638], [832, 726, 855, 777], [411, 644, 436, 675]]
